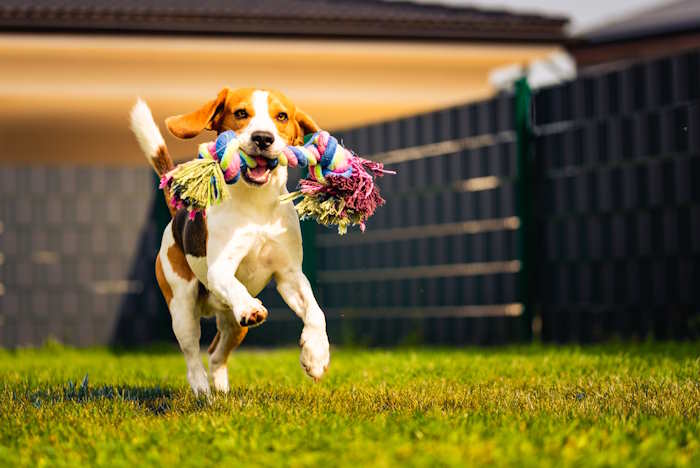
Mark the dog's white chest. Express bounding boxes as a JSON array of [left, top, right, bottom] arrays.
[[190, 188, 303, 303], [188, 227, 288, 296], [235, 234, 282, 295]]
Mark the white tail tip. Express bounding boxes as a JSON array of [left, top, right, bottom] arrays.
[[130, 98, 165, 159]]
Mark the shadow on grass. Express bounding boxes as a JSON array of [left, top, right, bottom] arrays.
[[20, 375, 185, 416]]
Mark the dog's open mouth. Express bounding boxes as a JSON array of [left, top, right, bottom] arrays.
[[242, 156, 273, 186]]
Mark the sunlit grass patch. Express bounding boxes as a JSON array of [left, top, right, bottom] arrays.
[[0, 343, 698, 467]]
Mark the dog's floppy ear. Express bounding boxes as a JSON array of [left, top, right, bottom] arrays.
[[165, 88, 229, 139], [294, 108, 320, 145]]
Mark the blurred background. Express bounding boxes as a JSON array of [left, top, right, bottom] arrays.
[[0, 0, 698, 348]]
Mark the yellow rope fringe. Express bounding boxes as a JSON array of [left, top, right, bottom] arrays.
[[168, 159, 229, 212]]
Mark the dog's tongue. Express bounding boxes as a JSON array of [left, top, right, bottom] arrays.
[[247, 164, 269, 182], [254, 156, 268, 168]]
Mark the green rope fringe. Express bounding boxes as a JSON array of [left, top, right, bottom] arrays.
[[287, 194, 364, 235], [278, 190, 302, 205], [168, 159, 229, 212]]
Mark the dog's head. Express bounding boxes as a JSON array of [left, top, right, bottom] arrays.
[[165, 87, 319, 186]]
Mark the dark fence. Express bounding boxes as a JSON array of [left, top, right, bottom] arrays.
[[532, 51, 700, 341], [297, 49, 700, 344], [0, 169, 170, 347], [307, 93, 528, 345], [1, 49, 698, 347]]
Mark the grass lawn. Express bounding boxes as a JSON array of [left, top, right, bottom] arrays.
[[0, 343, 698, 467]]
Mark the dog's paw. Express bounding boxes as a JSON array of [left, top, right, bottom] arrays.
[[210, 365, 230, 393], [299, 326, 330, 381], [188, 368, 211, 396], [236, 298, 268, 328]]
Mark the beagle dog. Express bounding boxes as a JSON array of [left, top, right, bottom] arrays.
[[130, 88, 329, 395]]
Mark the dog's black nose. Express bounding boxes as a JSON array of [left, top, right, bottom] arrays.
[[251, 131, 275, 150]]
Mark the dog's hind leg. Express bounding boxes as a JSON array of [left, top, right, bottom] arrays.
[[156, 230, 210, 396], [208, 310, 248, 393], [171, 293, 209, 396]]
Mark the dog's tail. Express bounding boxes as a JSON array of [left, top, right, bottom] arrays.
[[130, 99, 176, 216]]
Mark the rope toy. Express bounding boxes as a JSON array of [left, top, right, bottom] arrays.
[[279, 131, 393, 234], [160, 130, 393, 233], [159, 130, 277, 217]]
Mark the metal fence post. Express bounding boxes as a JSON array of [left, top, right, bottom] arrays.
[[515, 77, 534, 341], [301, 220, 317, 289]]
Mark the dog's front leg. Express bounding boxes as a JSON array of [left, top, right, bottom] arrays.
[[207, 240, 268, 328], [275, 269, 330, 380]]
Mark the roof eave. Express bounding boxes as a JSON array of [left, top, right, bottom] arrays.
[[0, 16, 568, 43], [568, 23, 700, 50]]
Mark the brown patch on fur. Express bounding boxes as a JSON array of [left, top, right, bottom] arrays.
[[217, 88, 258, 134], [152, 145, 174, 176], [152, 145, 176, 216], [166, 88, 229, 139], [171, 209, 187, 252], [207, 327, 248, 355], [164, 87, 320, 146], [293, 108, 320, 144], [184, 212, 208, 257], [225, 327, 249, 354], [230, 327, 248, 351], [155, 254, 173, 305], [207, 331, 221, 354], [165, 87, 258, 140], [171, 209, 207, 258], [167, 243, 194, 281], [267, 90, 320, 146]]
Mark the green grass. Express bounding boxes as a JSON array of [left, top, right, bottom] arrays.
[[0, 343, 699, 467]]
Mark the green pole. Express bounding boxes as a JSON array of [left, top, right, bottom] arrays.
[[515, 77, 534, 341], [300, 220, 317, 289]]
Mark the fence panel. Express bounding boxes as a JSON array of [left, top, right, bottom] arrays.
[[0, 168, 170, 347], [304, 94, 529, 345], [532, 49, 700, 342]]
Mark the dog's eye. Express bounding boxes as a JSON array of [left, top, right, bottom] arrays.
[[276, 112, 288, 122], [234, 109, 248, 119]]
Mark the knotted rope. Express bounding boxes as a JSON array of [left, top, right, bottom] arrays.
[[160, 130, 394, 233]]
